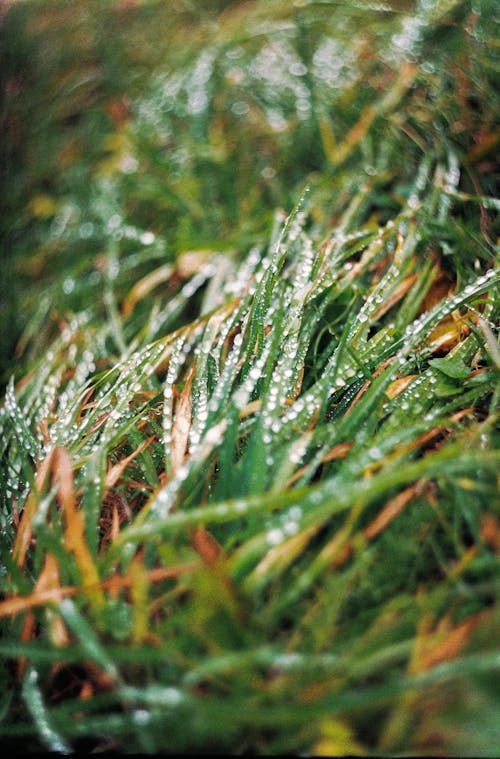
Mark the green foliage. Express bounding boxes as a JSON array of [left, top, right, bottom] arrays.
[[1, 0, 499, 754]]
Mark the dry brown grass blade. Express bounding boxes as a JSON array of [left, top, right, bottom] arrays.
[[0, 561, 200, 619], [170, 365, 195, 475], [364, 482, 426, 541], [480, 513, 500, 553], [427, 316, 470, 353], [15, 555, 65, 675], [54, 447, 104, 608], [464, 127, 500, 166], [252, 524, 321, 580], [419, 611, 488, 671], [18, 610, 37, 678], [177, 250, 213, 277], [372, 274, 417, 322], [398, 408, 473, 458], [35, 553, 69, 648], [121, 263, 174, 317], [418, 272, 473, 352], [322, 442, 353, 465], [191, 526, 224, 567], [34, 552, 64, 600], [287, 443, 351, 488], [346, 380, 371, 413], [318, 483, 425, 572], [386, 375, 418, 400], [13, 447, 55, 568], [316, 525, 353, 571], [191, 526, 239, 606], [0, 588, 78, 619], [111, 502, 121, 542], [105, 435, 155, 488]]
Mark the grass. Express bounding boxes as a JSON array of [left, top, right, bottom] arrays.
[[1, 0, 499, 754]]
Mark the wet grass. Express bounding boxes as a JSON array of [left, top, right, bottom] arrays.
[[1, 0, 499, 754]]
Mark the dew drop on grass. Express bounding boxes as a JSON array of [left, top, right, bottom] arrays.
[[368, 446, 382, 461], [62, 277, 75, 294], [283, 520, 299, 536], [133, 710, 151, 726], [234, 499, 247, 514], [159, 687, 184, 706], [176, 465, 189, 482], [267, 528, 285, 546], [274, 653, 301, 669], [140, 231, 155, 245]]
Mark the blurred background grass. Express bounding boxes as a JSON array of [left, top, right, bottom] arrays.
[[2, 0, 498, 382]]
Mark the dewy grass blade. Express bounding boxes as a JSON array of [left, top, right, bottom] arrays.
[[22, 666, 71, 754], [4, 379, 39, 462]]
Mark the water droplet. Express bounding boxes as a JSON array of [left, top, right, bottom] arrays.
[[283, 520, 299, 536], [368, 446, 383, 461], [267, 528, 284, 546], [62, 277, 75, 294], [140, 231, 155, 245], [133, 710, 151, 726], [234, 500, 247, 513], [274, 653, 301, 669], [249, 367, 261, 381]]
